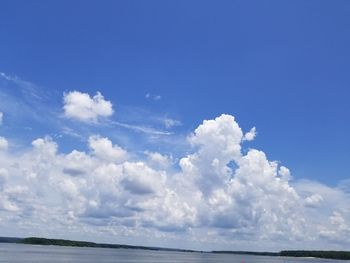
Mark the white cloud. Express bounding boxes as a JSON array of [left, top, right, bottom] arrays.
[[121, 161, 165, 195], [279, 166, 292, 181], [63, 91, 113, 123], [0, 168, 8, 190], [145, 93, 161, 101], [163, 117, 181, 129], [0, 114, 350, 250], [0, 136, 8, 151], [243, 127, 256, 141], [145, 151, 172, 169], [88, 135, 127, 163], [62, 150, 94, 177], [32, 136, 57, 157], [305, 193, 323, 207]]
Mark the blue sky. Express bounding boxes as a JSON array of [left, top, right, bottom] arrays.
[[0, 1, 350, 250]]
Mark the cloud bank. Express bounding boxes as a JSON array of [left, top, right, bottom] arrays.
[[0, 114, 349, 250]]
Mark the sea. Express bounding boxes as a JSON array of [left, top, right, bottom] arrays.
[[0, 243, 349, 263]]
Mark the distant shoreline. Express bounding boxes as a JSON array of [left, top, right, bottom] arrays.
[[1, 236, 350, 260]]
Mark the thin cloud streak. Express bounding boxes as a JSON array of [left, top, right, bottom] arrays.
[[111, 121, 172, 136]]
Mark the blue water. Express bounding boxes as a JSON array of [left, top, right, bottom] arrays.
[[0, 243, 348, 263]]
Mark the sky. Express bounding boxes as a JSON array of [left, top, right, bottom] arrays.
[[0, 0, 350, 251]]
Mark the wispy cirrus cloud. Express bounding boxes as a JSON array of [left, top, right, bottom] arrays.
[[0, 72, 59, 136], [111, 121, 172, 136], [162, 117, 182, 129], [0, 72, 47, 101], [61, 127, 85, 140], [145, 93, 161, 101]]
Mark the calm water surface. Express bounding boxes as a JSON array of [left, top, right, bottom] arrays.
[[0, 243, 349, 263]]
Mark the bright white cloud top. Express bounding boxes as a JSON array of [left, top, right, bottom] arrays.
[[243, 127, 257, 141], [88, 135, 128, 163], [0, 108, 349, 250], [63, 91, 113, 123]]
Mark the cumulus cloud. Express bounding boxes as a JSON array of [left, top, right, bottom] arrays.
[[63, 91, 113, 123], [243, 127, 257, 141], [145, 151, 172, 169], [121, 162, 165, 195], [305, 193, 323, 207], [88, 135, 127, 163], [0, 114, 349, 250]]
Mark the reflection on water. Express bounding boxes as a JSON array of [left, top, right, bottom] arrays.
[[0, 243, 349, 263]]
